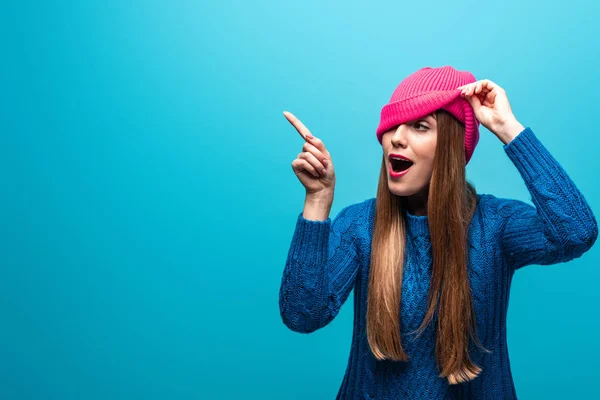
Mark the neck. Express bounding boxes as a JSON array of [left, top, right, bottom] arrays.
[[402, 187, 429, 216]]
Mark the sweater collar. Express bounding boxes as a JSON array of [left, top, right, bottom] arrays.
[[404, 210, 430, 238]]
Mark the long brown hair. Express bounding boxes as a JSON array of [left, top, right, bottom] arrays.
[[366, 109, 490, 384]]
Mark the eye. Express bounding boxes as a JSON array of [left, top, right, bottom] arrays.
[[414, 122, 428, 131]]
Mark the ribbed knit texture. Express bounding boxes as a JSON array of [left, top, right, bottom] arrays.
[[375, 66, 480, 164], [279, 127, 598, 399]]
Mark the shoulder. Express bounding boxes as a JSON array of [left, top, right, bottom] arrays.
[[328, 198, 375, 241], [336, 197, 376, 221]]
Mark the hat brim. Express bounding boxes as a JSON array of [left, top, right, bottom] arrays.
[[376, 89, 462, 136], [375, 87, 480, 164]]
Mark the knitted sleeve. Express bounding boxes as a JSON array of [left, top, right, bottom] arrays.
[[499, 127, 598, 271], [279, 202, 363, 333]]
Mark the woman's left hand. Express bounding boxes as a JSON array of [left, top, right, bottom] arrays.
[[458, 79, 525, 144]]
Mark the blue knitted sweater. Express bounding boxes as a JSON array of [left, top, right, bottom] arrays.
[[279, 127, 598, 399]]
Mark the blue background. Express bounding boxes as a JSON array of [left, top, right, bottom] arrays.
[[1, 1, 599, 399]]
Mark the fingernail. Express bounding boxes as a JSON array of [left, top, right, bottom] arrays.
[[306, 134, 314, 139], [323, 159, 328, 166], [321, 168, 327, 175]]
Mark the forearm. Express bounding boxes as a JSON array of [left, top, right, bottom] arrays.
[[502, 127, 598, 264], [280, 203, 359, 333]]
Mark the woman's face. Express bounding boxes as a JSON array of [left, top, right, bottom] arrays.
[[381, 112, 437, 197]]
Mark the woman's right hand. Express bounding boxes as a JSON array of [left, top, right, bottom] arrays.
[[284, 111, 336, 198]]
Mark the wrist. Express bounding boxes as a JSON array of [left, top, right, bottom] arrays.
[[304, 192, 334, 220], [306, 189, 334, 203], [495, 118, 525, 145]]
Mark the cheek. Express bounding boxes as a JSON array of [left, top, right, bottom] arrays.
[[414, 138, 437, 163], [413, 159, 434, 180], [414, 142, 436, 179], [422, 161, 435, 180], [425, 137, 437, 158]]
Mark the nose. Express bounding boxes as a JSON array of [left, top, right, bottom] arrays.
[[391, 124, 408, 148]]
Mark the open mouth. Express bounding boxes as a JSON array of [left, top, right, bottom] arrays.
[[389, 156, 414, 173]]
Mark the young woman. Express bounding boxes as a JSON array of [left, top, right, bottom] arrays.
[[278, 66, 598, 399]]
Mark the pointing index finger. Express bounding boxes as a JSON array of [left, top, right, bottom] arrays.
[[283, 111, 313, 141], [283, 110, 331, 160]]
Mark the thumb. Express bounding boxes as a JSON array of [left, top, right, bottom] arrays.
[[464, 93, 481, 112]]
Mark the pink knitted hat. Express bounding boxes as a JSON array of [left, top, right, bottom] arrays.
[[376, 66, 480, 164]]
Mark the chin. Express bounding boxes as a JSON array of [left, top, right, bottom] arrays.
[[387, 180, 429, 198], [387, 183, 415, 197]]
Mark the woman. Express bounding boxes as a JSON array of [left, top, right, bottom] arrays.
[[278, 66, 598, 399]]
